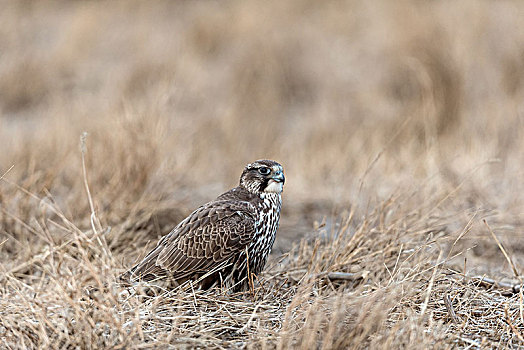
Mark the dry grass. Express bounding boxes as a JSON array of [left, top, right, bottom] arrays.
[[1, 0, 524, 348]]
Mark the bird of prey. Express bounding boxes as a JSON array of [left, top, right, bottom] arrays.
[[121, 159, 285, 292]]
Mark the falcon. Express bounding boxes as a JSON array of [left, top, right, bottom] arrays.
[[121, 159, 285, 292]]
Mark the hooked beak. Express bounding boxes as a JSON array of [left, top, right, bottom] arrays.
[[272, 171, 285, 184]]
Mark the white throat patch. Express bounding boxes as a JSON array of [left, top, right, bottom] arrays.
[[264, 179, 283, 193]]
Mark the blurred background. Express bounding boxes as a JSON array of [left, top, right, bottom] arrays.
[[0, 0, 523, 269]]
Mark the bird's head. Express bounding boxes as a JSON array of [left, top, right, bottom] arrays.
[[240, 160, 285, 194]]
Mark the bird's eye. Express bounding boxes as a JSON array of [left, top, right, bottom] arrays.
[[258, 167, 271, 175]]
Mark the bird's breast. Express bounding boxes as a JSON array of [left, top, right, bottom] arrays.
[[246, 193, 282, 273]]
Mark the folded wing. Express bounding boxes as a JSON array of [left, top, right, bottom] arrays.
[[128, 200, 256, 282]]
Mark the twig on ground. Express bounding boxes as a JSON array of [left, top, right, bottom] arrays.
[[325, 271, 367, 282], [472, 276, 522, 295], [443, 293, 460, 324]]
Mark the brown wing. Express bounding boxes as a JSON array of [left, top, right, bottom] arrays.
[[128, 200, 256, 282]]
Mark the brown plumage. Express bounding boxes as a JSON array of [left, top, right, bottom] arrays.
[[121, 160, 285, 291]]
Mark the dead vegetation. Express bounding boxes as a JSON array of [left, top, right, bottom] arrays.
[[1, 0, 524, 348]]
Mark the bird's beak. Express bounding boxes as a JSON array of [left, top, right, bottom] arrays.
[[272, 171, 285, 183]]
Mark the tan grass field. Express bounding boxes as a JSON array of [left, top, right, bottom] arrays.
[[1, 0, 524, 348]]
